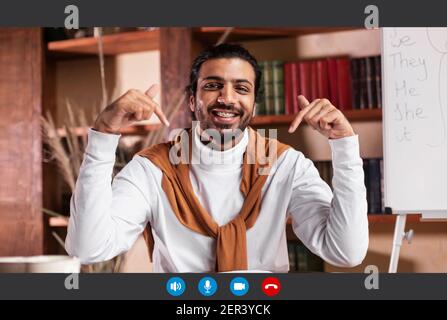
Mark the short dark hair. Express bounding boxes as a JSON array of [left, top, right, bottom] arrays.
[[185, 43, 263, 103]]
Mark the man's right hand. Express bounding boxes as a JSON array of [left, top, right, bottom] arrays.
[[93, 84, 170, 134]]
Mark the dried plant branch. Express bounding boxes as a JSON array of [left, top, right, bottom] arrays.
[[216, 27, 235, 45], [78, 108, 89, 147], [41, 112, 76, 192], [42, 208, 66, 218], [95, 27, 108, 108], [113, 255, 124, 273], [65, 101, 82, 178], [52, 232, 66, 250]]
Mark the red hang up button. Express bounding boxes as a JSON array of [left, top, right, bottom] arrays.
[[262, 277, 281, 297]]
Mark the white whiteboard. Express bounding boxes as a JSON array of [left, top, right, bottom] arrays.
[[382, 28, 447, 216]]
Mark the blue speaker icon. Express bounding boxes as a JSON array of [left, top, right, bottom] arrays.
[[166, 277, 186, 296]]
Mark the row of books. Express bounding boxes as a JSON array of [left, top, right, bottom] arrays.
[[313, 158, 385, 214], [287, 242, 324, 272], [351, 56, 382, 110], [257, 55, 382, 116]]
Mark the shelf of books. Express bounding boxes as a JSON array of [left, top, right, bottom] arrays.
[[255, 55, 382, 117]]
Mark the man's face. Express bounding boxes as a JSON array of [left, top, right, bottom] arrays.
[[189, 57, 256, 137]]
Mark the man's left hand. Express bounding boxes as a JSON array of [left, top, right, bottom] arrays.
[[288, 95, 355, 139]]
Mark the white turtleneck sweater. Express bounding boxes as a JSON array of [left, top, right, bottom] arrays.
[[65, 126, 368, 272]]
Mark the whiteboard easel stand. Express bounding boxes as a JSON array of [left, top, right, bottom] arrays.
[[388, 214, 414, 273], [388, 211, 447, 272]]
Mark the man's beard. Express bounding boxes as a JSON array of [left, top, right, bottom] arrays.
[[194, 102, 254, 149]]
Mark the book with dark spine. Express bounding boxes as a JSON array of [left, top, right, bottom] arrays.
[[272, 60, 284, 115], [257, 61, 266, 115], [365, 57, 375, 109], [374, 55, 382, 109], [350, 58, 360, 109], [284, 62, 293, 115]]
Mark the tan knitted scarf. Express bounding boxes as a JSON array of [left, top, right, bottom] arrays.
[[137, 126, 289, 272]]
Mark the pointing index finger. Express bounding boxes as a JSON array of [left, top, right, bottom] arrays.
[[288, 95, 311, 133], [298, 95, 310, 109], [145, 84, 170, 127], [153, 105, 170, 127]]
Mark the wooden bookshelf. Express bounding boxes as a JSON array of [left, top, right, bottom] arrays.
[[250, 108, 382, 126], [47, 27, 360, 58], [43, 28, 394, 236]]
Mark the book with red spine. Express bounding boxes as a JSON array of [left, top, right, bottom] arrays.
[[291, 62, 300, 114], [298, 61, 311, 104], [316, 59, 330, 100], [335, 57, 353, 111], [326, 58, 339, 106], [310, 60, 318, 101]]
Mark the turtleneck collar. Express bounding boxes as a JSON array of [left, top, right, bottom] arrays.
[[191, 124, 249, 172]]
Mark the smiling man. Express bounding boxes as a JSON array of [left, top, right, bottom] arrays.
[[65, 44, 369, 272]]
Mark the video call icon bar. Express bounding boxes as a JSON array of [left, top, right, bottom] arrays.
[[166, 276, 281, 297]]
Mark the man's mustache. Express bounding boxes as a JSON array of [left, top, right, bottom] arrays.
[[207, 104, 244, 115]]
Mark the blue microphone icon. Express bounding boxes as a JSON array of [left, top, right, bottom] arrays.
[[198, 276, 217, 297]]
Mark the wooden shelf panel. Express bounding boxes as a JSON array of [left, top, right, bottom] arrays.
[[367, 214, 421, 224], [194, 27, 359, 43], [250, 108, 382, 126], [52, 214, 433, 228], [49, 216, 68, 227], [120, 124, 162, 135], [47, 28, 360, 58], [55, 124, 161, 137], [288, 214, 424, 225], [367, 214, 447, 223], [47, 29, 160, 57]]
